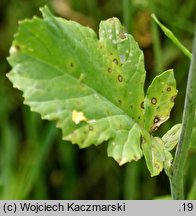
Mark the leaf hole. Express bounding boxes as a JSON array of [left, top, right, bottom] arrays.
[[70, 62, 74, 67], [171, 95, 176, 102]]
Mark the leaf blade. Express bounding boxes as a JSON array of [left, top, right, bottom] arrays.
[[7, 6, 145, 166]]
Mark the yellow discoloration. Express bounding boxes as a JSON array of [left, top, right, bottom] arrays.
[[9, 46, 19, 55], [72, 110, 87, 125]]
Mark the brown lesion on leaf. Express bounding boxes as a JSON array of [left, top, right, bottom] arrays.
[[70, 62, 74, 67], [83, 130, 87, 135], [15, 45, 20, 51], [151, 97, 157, 105], [99, 44, 103, 49], [167, 87, 171, 92], [154, 162, 160, 170], [152, 126, 159, 132], [107, 68, 112, 73], [151, 115, 169, 132], [118, 99, 122, 104], [9, 44, 21, 55], [140, 101, 144, 109], [119, 32, 127, 40], [154, 116, 160, 124], [118, 75, 123, 82], [113, 58, 118, 65], [156, 106, 160, 110], [171, 95, 177, 102], [140, 136, 146, 145], [133, 155, 139, 161]]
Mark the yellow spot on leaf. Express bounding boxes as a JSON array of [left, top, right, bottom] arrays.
[[9, 46, 18, 55], [72, 110, 87, 125]]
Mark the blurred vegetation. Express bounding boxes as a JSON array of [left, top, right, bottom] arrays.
[[0, 0, 195, 199]]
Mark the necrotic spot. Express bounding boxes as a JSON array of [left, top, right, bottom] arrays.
[[119, 32, 127, 39], [113, 58, 118, 64], [118, 75, 123, 82], [10, 45, 20, 55], [15, 45, 20, 51], [167, 87, 171, 92], [140, 101, 144, 109], [152, 126, 159, 132], [154, 116, 160, 123], [151, 97, 157, 105], [171, 95, 176, 102], [107, 68, 112, 73], [133, 155, 138, 160], [70, 63, 74, 67]]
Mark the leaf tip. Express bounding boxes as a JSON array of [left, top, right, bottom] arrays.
[[39, 5, 53, 19]]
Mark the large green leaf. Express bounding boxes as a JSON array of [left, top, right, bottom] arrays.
[[7, 6, 178, 176]]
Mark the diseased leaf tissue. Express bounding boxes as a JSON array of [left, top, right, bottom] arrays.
[[7, 6, 180, 176]]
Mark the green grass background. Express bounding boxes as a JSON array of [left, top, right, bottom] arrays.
[[0, 0, 195, 199]]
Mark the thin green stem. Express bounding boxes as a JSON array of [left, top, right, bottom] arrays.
[[151, 14, 192, 59], [169, 26, 196, 200]]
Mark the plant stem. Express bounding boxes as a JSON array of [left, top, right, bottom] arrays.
[[122, 0, 133, 33], [169, 26, 196, 200], [151, 14, 192, 60]]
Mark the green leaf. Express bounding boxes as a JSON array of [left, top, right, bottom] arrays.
[[7, 6, 178, 176], [162, 123, 182, 151], [144, 70, 178, 132]]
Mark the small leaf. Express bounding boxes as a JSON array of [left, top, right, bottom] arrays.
[[162, 123, 182, 151], [144, 70, 178, 132]]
